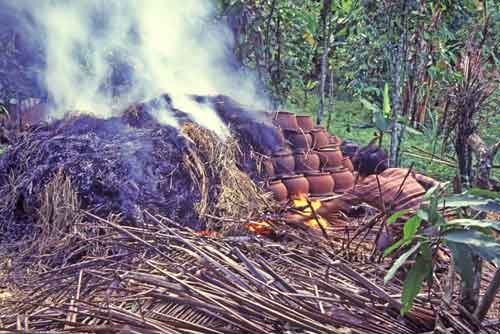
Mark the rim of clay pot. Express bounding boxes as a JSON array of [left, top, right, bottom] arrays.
[[310, 127, 326, 133], [268, 179, 284, 185], [309, 192, 337, 199], [316, 145, 339, 152], [324, 166, 348, 173], [304, 171, 331, 177], [280, 173, 305, 180]]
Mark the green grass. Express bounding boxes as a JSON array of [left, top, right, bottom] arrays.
[[288, 98, 499, 183]]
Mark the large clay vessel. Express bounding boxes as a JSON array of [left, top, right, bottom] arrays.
[[261, 158, 275, 178], [267, 179, 288, 202], [316, 146, 343, 169], [294, 151, 320, 173], [284, 129, 312, 150], [281, 174, 309, 197], [310, 128, 330, 148], [296, 115, 314, 131], [305, 172, 335, 196], [342, 157, 354, 172], [272, 149, 295, 175], [273, 111, 299, 130], [328, 167, 354, 193]]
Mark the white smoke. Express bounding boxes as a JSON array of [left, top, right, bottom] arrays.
[[10, 0, 267, 137]]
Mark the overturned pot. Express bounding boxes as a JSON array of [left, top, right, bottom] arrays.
[[272, 149, 295, 175], [281, 174, 309, 198], [316, 146, 343, 169], [284, 129, 312, 150], [305, 172, 335, 196], [294, 150, 320, 173], [310, 127, 330, 148], [327, 167, 354, 193], [273, 111, 299, 130], [267, 179, 288, 203], [296, 115, 314, 131]]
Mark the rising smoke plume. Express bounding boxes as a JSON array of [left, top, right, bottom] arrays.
[[6, 0, 267, 137]]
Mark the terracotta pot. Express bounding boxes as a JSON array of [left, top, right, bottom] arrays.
[[316, 146, 344, 169], [305, 172, 335, 196], [296, 115, 314, 131], [310, 128, 330, 148], [272, 149, 295, 175], [342, 157, 354, 172], [281, 174, 309, 197], [284, 129, 312, 149], [328, 135, 342, 146], [273, 111, 299, 130], [294, 151, 320, 173], [261, 158, 275, 178], [267, 179, 288, 202], [328, 167, 354, 193]]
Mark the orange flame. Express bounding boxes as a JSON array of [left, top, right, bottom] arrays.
[[290, 193, 329, 230], [245, 221, 273, 235]]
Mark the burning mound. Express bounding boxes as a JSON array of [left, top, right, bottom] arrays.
[[0, 113, 198, 242], [0, 99, 276, 243]]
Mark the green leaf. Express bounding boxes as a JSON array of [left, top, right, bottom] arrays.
[[443, 230, 500, 265], [468, 188, 500, 200], [448, 242, 474, 289], [359, 97, 378, 112], [386, 209, 410, 226], [440, 194, 490, 209], [384, 242, 420, 284], [445, 219, 500, 231], [403, 215, 423, 241], [401, 243, 432, 315], [383, 83, 391, 117], [384, 215, 423, 256]]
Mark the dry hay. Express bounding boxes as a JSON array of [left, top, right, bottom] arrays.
[[181, 123, 274, 235]]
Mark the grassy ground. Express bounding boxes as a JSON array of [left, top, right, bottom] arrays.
[[289, 98, 499, 183]]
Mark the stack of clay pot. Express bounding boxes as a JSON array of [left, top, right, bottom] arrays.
[[265, 111, 355, 203]]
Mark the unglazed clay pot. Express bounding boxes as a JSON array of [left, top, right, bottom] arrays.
[[284, 129, 312, 150], [317, 146, 343, 169], [328, 167, 354, 193], [296, 115, 314, 131], [305, 172, 335, 196], [261, 158, 275, 178], [294, 151, 321, 173], [342, 157, 354, 172], [316, 198, 346, 217], [310, 127, 330, 148], [273, 111, 299, 130], [328, 135, 342, 146], [267, 179, 288, 202], [272, 149, 295, 175], [281, 174, 309, 197]]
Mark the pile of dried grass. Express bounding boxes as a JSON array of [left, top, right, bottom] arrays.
[[181, 123, 274, 235]]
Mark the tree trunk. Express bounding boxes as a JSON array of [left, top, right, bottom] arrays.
[[389, 1, 408, 167], [317, 0, 332, 126]]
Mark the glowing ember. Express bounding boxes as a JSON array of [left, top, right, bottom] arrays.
[[245, 221, 273, 235], [197, 230, 218, 237]]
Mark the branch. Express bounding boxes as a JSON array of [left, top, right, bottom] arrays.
[[474, 267, 500, 321]]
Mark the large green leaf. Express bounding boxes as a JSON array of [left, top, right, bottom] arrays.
[[444, 230, 500, 265], [447, 241, 474, 289], [384, 242, 420, 284], [401, 243, 432, 315], [445, 219, 500, 231], [374, 110, 389, 132], [440, 194, 490, 209]]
